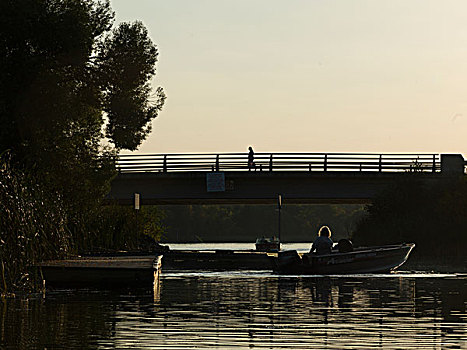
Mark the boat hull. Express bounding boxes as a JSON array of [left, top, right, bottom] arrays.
[[255, 242, 280, 252], [273, 243, 415, 274]]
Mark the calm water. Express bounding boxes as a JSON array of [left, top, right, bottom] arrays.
[[1, 244, 466, 349]]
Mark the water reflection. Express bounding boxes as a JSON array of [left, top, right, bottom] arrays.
[[1, 274, 466, 349]]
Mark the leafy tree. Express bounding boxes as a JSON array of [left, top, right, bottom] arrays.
[[0, 0, 165, 247], [101, 21, 165, 150]]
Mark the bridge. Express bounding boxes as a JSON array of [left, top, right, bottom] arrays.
[[107, 153, 466, 205]]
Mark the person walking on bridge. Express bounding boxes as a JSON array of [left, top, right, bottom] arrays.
[[248, 146, 255, 171]]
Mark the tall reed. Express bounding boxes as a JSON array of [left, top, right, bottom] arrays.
[[0, 154, 70, 294]]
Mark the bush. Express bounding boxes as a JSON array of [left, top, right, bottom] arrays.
[[77, 204, 167, 253], [353, 175, 467, 261]]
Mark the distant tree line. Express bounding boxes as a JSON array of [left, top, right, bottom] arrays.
[[159, 204, 365, 243]]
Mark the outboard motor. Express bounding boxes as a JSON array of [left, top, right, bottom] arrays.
[[338, 239, 353, 253], [275, 250, 302, 273]]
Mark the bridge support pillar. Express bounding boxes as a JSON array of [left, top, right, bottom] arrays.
[[441, 154, 465, 175]]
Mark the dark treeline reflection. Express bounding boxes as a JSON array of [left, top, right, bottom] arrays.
[[1, 276, 465, 349]]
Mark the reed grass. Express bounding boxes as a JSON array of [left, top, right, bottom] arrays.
[[0, 155, 71, 294]]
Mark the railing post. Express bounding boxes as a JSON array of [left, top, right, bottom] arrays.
[[432, 154, 436, 173], [309, 163, 312, 172], [269, 154, 273, 171], [163, 155, 167, 172], [215, 155, 219, 172], [324, 154, 328, 172], [378, 154, 382, 172]]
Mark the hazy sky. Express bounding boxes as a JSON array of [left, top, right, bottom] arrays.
[[112, 0, 467, 155]]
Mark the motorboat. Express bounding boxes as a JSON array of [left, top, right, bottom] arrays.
[[272, 243, 415, 274], [255, 236, 280, 252]]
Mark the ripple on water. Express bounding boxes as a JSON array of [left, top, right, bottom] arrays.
[[0, 272, 465, 349]]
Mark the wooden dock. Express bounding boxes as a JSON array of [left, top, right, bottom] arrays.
[[38, 255, 162, 288], [162, 250, 275, 270]]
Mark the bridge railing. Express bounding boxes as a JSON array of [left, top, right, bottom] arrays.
[[117, 153, 440, 173]]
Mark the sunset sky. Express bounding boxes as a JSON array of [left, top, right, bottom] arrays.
[[112, 0, 467, 155]]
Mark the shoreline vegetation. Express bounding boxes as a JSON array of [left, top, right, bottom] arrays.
[[1, 0, 165, 295], [352, 175, 467, 264]]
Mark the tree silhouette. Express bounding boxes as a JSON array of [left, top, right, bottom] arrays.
[[0, 0, 165, 254]]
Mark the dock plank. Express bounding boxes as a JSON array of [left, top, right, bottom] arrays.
[[39, 256, 159, 269], [37, 255, 162, 288]]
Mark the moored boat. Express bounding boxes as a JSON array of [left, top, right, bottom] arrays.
[[255, 236, 280, 252], [272, 243, 415, 274]]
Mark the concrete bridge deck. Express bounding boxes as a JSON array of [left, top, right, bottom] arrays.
[[107, 153, 465, 205]]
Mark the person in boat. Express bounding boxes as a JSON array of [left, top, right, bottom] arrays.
[[310, 225, 334, 255]]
